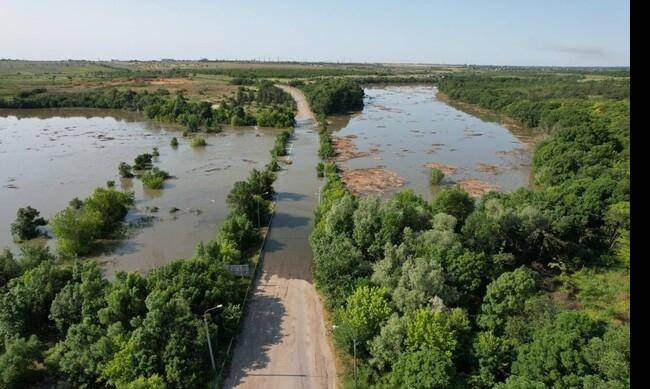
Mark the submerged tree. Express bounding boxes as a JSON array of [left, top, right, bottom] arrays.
[[10, 206, 47, 242]]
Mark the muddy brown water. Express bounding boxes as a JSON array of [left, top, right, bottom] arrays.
[[0, 108, 279, 277], [329, 85, 537, 200]]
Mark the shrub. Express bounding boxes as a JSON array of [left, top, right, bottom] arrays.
[[118, 162, 134, 178], [133, 154, 153, 170], [170, 137, 179, 147], [141, 168, 170, 190], [430, 168, 445, 185], [190, 137, 206, 147], [10, 206, 47, 241]]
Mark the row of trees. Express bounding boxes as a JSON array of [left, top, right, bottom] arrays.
[[1, 83, 297, 131], [309, 71, 629, 388]]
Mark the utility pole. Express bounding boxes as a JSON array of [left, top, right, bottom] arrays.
[[203, 304, 223, 371]]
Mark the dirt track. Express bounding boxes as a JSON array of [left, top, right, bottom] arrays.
[[224, 87, 337, 389]]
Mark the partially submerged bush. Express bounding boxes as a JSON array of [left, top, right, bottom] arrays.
[[190, 137, 207, 147], [118, 162, 134, 178], [10, 206, 47, 241], [141, 168, 170, 190], [170, 137, 179, 147], [430, 168, 445, 185], [133, 154, 153, 170], [50, 187, 134, 258]]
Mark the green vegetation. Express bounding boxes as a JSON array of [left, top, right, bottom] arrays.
[[0, 106, 289, 387], [310, 70, 629, 388], [141, 168, 170, 190], [10, 206, 47, 242], [118, 162, 134, 178], [0, 77, 296, 133], [132, 153, 153, 170], [49, 187, 134, 258], [190, 136, 207, 147], [170, 137, 179, 147], [429, 167, 445, 185], [302, 79, 365, 115]]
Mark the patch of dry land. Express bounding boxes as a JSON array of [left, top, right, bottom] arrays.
[[332, 135, 372, 161], [458, 179, 499, 197], [476, 163, 503, 174], [341, 167, 405, 195], [423, 163, 458, 175]]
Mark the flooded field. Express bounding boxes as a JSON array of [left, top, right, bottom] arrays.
[[0, 109, 278, 276], [329, 85, 537, 199]]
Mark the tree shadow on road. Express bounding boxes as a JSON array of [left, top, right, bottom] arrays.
[[270, 212, 311, 229], [223, 293, 286, 388], [277, 191, 307, 202]]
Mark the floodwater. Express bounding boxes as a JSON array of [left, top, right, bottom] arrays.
[[329, 85, 536, 200], [0, 108, 278, 276]]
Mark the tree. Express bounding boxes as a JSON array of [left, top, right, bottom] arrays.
[[49, 261, 108, 334], [334, 286, 392, 354], [10, 206, 47, 241], [508, 312, 604, 388], [0, 249, 20, 288], [0, 335, 43, 388], [50, 207, 102, 258], [369, 314, 407, 371], [470, 331, 515, 388], [216, 212, 259, 258], [431, 187, 475, 228], [352, 196, 384, 260], [45, 319, 114, 387], [583, 324, 629, 388], [310, 232, 369, 309], [0, 260, 72, 340], [390, 348, 455, 389], [392, 256, 457, 313], [98, 272, 148, 329], [477, 267, 537, 335]]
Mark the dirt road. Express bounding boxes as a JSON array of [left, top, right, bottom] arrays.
[[223, 87, 337, 389]]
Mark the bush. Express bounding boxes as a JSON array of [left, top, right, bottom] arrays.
[[133, 154, 153, 170], [141, 168, 170, 190], [430, 168, 445, 185], [10, 206, 47, 241], [190, 137, 206, 147], [170, 137, 179, 147], [118, 162, 134, 178]]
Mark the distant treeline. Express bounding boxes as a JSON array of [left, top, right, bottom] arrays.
[[302, 78, 365, 115], [0, 82, 296, 129], [438, 74, 629, 127], [166, 66, 392, 79]]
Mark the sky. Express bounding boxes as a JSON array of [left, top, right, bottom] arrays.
[[0, 0, 630, 66]]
